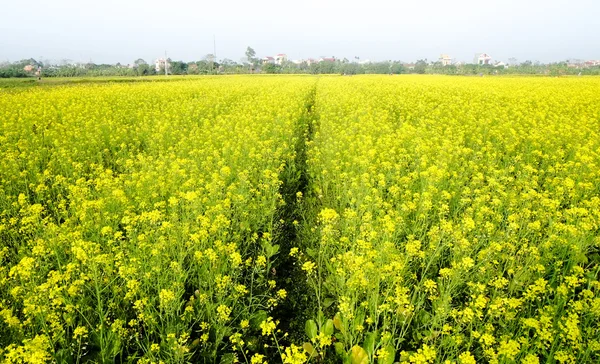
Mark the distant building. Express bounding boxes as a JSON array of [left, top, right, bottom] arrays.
[[584, 60, 600, 67], [274, 54, 287, 65], [477, 53, 492, 65], [155, 58, 171, 72], [404, 63, 416, 70], [262, 56, 275, 65], [494, 61, 506, 68], [439, 54, 452, 66], [23, 65, 35, 72], [260, 54, 288, 65], [319, 57, 336, 63]]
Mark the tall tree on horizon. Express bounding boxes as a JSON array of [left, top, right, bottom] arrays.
[[245, 46, 258, 67]]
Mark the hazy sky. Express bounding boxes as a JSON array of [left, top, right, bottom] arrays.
[[1, 0, 598, 64]]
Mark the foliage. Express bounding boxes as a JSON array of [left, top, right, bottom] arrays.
[[263, 63, 281, 74], [3, 57, 600, 78], [2, 75, 600, 364], [0, 76, 315, 363], [414, 60, 428, 74], [246, 47, 258, 67], [294, 75, 600, 363]]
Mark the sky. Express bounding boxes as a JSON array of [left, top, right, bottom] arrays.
[[1, 0, 598, 65]]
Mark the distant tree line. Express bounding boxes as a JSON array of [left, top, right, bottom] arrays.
[[421, 61, 600, 76], [2, 56, 599, 78]]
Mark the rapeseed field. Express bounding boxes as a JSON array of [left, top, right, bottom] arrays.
[[1, 75, 599, 363]]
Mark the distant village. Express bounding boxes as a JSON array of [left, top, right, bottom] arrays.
[[3, 52, 600, 78], [151, 52, 600, 73]]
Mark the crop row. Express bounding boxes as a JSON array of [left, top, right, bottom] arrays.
[[299, 76, 600, 363], [0, 77, 315, 363]]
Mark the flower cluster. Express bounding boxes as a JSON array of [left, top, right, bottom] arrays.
[[0, 76, 314, 362], [2, 74, 600, 363], [298, 75, 600, 363]]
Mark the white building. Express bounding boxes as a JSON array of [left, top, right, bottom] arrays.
[[155, 58, 171, 72], [274, 54, 288, 65], [477, 53, 492, 65], [319, 57, 336, 63], [439, 54, 452, 66], [262, 56, 275, 65], [261, 54, 288, 65]]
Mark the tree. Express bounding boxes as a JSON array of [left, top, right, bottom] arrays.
[[221, 58, 236, 66], [390, 62, 405, 74], [340, 62, 360, 75], [15, 58, 41, 67], [204, 54, 217, 74], [220, 59, 238, 74], [187, 62, 199, 75], [364, 62, 391, 74], [136, 63, 151, 76], [195, 60, 213, 74], [245, 47, 258, 66], [414, 59, 427, 74], [133, 59, 149, 76], [170, 61, 187, 75], [263, 63, 280, 74], [317, 59, 337, 74]]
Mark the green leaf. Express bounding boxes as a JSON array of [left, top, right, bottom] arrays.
[[333, 313, 343, 331], [350, 345, 369, 364], [334, 342, 345, 356], [323, 297, 336, 308], [363, 332, 377, 356], [245, 336, 260, 352], [261, 241, 279, 258], [305, 320, 318, 339], [343, 355, 353, 364], [268, 244, 280, 258], [377, 345, 396, 364], [303, 342, 316, 357], [219, 353, 235, 364], [250, 310, 267, 329], [222, 326, 233, 337], [399, 350, 413, 362], [322, 319, 334, 336]]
